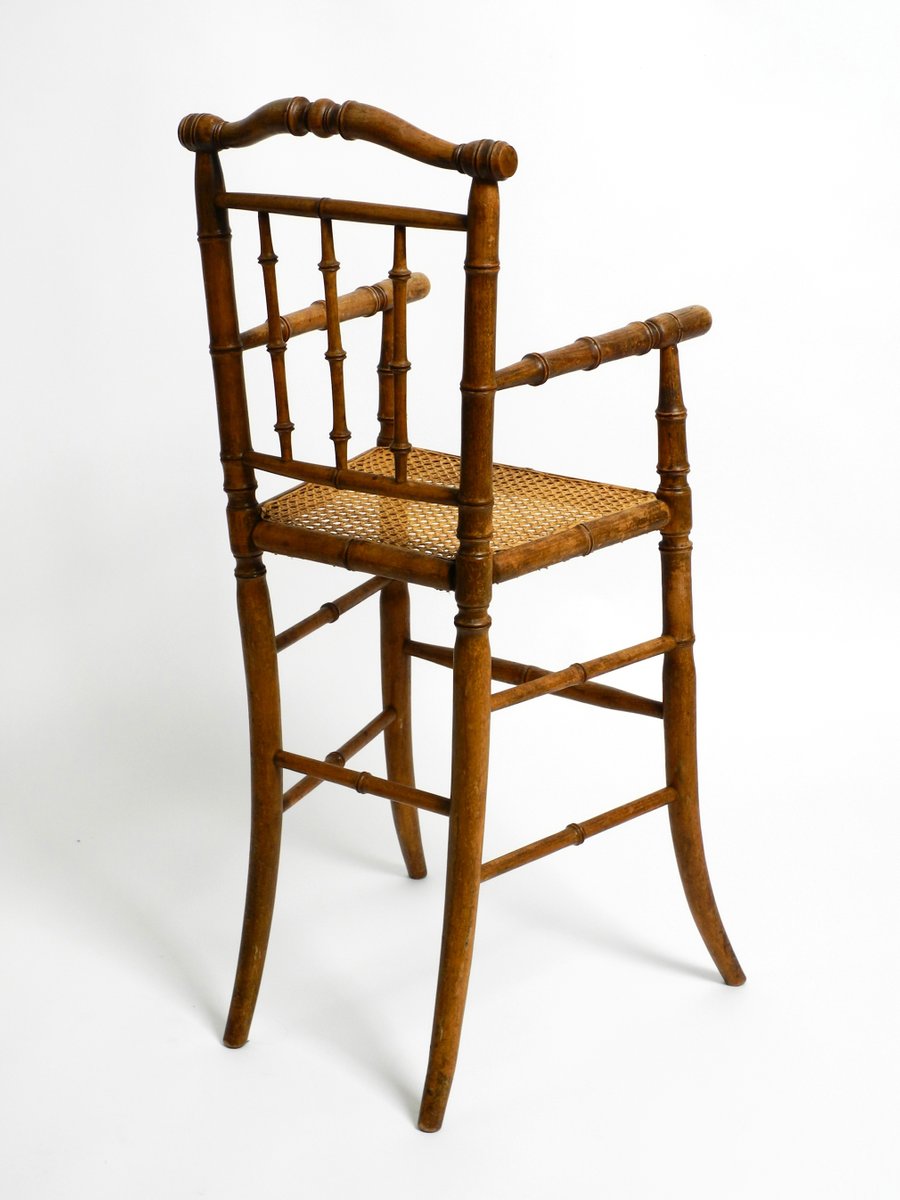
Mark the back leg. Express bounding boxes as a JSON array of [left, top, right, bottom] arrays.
[[380, 580, 427, 879], [224, 561, 285, 1046], [417, 607, 492, 1132]]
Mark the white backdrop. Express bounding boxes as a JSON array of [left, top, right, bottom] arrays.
[[2, 1, 898, 1196]]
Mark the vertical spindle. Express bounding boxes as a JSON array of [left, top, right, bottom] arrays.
[[389, 226, 411, 482], [258, 212, 294, 459], [319, 218, 351, 468], [376, 305, 395, 448]]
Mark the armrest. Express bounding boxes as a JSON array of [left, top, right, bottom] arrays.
[[239, 271, 430, 350], [495, 305, 711, 391]]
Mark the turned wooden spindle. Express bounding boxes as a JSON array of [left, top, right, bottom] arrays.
[[275, 576, 388, 653], [257, 212, 295, 459], [282, 708, 397, 811], [275, 748, 450, 816], [389, 226, 411, 482], [221, 191, 467, 231], [490, 635, 674, 712], [480, 787, 676, 882], [319, 218, 351, 469], [407, 638, 664, 718], [376, 305, 395, 447]]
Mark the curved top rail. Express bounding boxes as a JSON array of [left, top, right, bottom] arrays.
[[178, 97, 518, 183]]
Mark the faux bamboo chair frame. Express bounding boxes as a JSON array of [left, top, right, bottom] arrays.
[[180, 95, 745, 1132]]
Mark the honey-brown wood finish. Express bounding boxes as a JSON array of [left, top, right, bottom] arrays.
[[180, 95, 744, 1131]]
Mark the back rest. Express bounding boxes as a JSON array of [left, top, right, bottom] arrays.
[[180, 97, 518, 526]]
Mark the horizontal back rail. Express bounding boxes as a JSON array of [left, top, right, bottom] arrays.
[[496, 306, 712, 390], [180, 97, 518, 182], [220, 192, 467, 232], [240, 272, 430, 350]]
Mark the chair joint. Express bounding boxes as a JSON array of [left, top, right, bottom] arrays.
[[566, 822, 587, 846]]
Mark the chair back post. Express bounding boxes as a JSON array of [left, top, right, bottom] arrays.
[[193, 150, 261, 570], [456, 178, 500, 618]]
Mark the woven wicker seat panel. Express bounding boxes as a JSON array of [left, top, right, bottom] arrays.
[[260, 446, 658, 559]]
